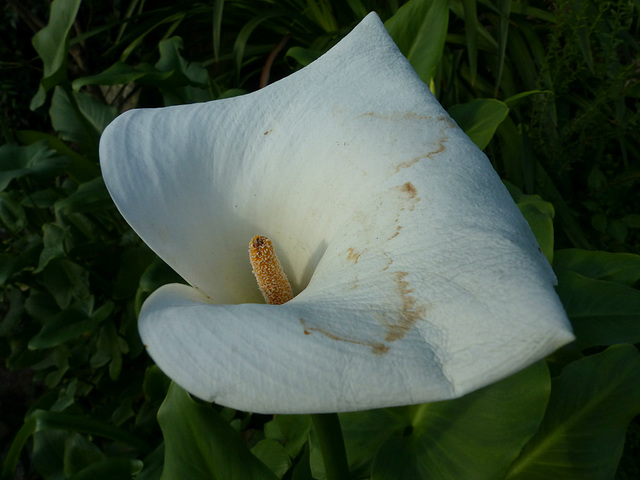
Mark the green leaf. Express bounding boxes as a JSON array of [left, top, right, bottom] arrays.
[[55, 177, 114, 215], [30, 0, 83, 109], [0, 192, 27, 234], [157, 383, 278, 480], [68, 458, 143, 480], [28, 297, 110, 349], [555, 272, 640, 348], [341, 361, 550, 479], [554, 249, 640, 287], [36, 223, 70, 273], [142, 365, 171, 402], [155, 37, 210, 105], [42, 258, 90, 309], [506, 345, 640, 480], [90, 319, 128, 380], [461, 0, 478, 86], [0, 288, 23, 336], [50, 87, 117, 152], [114, 246, 156, 300], [0, 141, 68, 191], [508, 189, 555, 264], [63, 432, 105, 478], [285, 47, 322, 67], [72, 62, 173, 91], [15, 130, 100, 182], [1, 410, 149, 480], [384, 0, 449, 85], [264, 415, 311, 458], [448, 99, 509, 150], [251, 440, 292, 478]]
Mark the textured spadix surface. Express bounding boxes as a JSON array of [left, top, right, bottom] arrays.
[[100, 12, 574, 414]]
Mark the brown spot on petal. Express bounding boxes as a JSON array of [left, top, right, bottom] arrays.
[[346, 247, 361, 263], [399, 182, 417, 198], [394, 116, 457, 172], [300, 318, 389, 356], [384, 271, 428, 342]]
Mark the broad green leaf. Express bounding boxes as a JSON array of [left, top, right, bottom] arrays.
[[285, 47, 322, 67], [157, 383, 278, 480], [341, 361, 550, 479], [55, 177, 114, 215], [50, 87, 117, 152], [42, 258, 90, 309], [506, 188, 555, 264], [384, 0, 449, 85], [30, 0, 83, 109], [0, 192, 27, 234], [63, 432, 105, 477], [448, 99, 509, 150], [36, 223, 70, 273], [554, 249, 640, 287], [0, 141, 68, 191], [155, 37, 210, 105], [28, 298, 112, 349], [555, 271, 640, 348], [291, 445, 312, 480], [15, 130, 99, 182], [90, 320, 128, 380], [1, 410, 149, 480], [0, 288, 23, 336], [251, 440, 292, 478], [506, 345, 640, 480], [264, 414, 312, 458], [142, 365, 172, 402]]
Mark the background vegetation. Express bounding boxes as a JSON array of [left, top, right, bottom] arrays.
[[1, 0, 639, 479]]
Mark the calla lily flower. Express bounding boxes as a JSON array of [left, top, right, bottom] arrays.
[[99, 12, 574, 414]]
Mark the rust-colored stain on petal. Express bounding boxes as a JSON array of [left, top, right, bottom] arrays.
[[394, 182, 420, 212], [263, 129, 273, 135], [399, 182, 417, 198], [300, 318, 389, 355], [384, 271, 428, 342], [390, 225, 403, 239], [394, 116, 458, 173], [346, 247, 361, 263]]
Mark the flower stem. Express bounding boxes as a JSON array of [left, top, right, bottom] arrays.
[[311, 413, 350, 480]]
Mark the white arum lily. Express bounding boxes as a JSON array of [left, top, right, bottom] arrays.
[[100, 12, 574, 414]]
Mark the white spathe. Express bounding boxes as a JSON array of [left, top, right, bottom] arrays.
[[99, 12, 574, 414]]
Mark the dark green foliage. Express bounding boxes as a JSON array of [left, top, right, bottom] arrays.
[[1, 0, 639, 479]]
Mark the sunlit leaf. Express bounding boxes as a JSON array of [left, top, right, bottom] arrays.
[[506, 345, 640, 480], [341, 361, 550, 479], [449, 99, 509, 150], [385, 0, 449, 85], [30, 0, 83, 109], [157, 383, 278, 480]]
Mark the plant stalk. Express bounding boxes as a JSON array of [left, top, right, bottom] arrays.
[[311, 413, 350, 480]]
